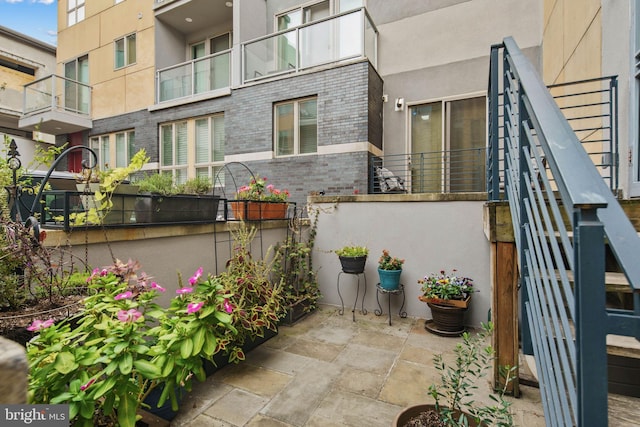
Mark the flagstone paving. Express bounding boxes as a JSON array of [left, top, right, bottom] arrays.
[[170, 304, 634, 426]]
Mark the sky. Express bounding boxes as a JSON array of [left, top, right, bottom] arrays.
[[0, 0, 57, 46]]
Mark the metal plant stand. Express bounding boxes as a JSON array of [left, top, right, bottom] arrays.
[[337, 271, 367, 321], [374, 283, 407, 326]]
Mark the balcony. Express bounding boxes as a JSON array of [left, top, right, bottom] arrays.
[[18, 74, 92, 136], [156, 50, 231, 104], [242, 8, 377, 84]]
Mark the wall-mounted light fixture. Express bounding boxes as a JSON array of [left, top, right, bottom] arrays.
[[394, 98, 404, 112]]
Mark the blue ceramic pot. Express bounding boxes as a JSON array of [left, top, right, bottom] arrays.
[[378, 268, 402, 290]]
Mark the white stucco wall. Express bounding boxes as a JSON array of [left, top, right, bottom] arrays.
[[311, 199, 491, 328]]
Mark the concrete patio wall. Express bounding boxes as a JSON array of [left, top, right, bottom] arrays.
[[311, 196, 491, 328]]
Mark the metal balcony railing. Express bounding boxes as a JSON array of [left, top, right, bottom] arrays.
[[242, 8, 377, 84], [156, 50, 231, 103], [488, 37, 640, 427], [22, 74, 91, 117], [369, 148, 486, 194]]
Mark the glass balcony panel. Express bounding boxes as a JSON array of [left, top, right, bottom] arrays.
[[158, 51, 230, 102], [23, 75, 91, 116], [244, 31, 297, 82], [159, 64, 191, 102], [243, 8, 376, 83]]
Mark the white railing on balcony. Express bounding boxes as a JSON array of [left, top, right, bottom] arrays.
[[23, 74, 91, 116], [156, 49, 231, 103], [242, 8, 377, 84]]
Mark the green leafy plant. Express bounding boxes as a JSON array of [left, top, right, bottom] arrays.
[[378, 249, 404, 270], [335, 245, 369, 257], [419, 269, 475, 301], [235, 176, 290, 202], [135, 172, 176, 196], [273, 206, 322, 318], [177, 176, 213, 195], [27, 259, 237, 427], [424, 322, 515, 426], [215, 224, 285, 362], [68, 149, 149, 225]]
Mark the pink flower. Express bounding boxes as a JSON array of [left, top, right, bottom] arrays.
[[80, 378, 96, 391], [187, 302, 204, 314], [114, 291, 133, 300], [176, 287, 193, 295], [223, 299, 234, 314], [27, 319, 55, 332], [266, 184, 275, 191], [150, 282, 166, 292], [117, 309, 142, 323], [189, 267, 203, 285], [101, 269, 108, 276]]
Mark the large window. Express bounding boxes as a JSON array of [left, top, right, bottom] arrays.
[[160, 114, 225, 184], [410, 96, 486, 193], [64, 55, 89, 114], [195, 115, 225, 183], [275, 98, 317, 156], [67, 0, 85, 26], [191, 33, 231, 94], [115, 34, 136, 69], [90, 131, 136, 170]]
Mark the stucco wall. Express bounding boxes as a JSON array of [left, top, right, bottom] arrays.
[[311, 198, 491, 328]]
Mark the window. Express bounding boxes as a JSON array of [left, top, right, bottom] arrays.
[[89, 131, 136, 170], [160, 115, 225, 184], [115, 34, 136, 69], [67, 0, 86, 26], [410, 96, 486, 193], [275, 97, 317, 156], [195, 115, 225, 182], [64, 55, 89, 114], [191, 33, 231, 94]]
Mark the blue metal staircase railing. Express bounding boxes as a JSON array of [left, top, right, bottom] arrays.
[[488, 37, 640, 427]]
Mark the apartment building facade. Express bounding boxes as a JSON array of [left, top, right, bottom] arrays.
[[19, 0, 542, 207], [0, 26, 56, 167]]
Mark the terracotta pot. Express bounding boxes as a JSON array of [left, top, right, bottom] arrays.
[[230, 201, 288, 220], [418, 295, 471, 309]]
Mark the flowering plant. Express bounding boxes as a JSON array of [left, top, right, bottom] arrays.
[[377, 249, 404, 271], [418, 269, 475, 300], [236, 177, 290, 202], [27, 259, 236, 427]]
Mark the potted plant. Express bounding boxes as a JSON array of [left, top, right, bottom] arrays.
[[335, 245, 369, 274], [393, 323, 515, 427], [418, 269, 475, 336], [134, 174, 220, 224], [230, 176, 290, 220], [273, 206, 322, 324], [71, 149, 149, 225], [26, 259, 237, 427], [377, 249, 404, 291]]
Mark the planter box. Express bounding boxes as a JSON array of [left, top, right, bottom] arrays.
[[419, 295, 471, 309], [77, 183, 139, 225], [135, 194, 221, 224], [229, 200, 288, 220]]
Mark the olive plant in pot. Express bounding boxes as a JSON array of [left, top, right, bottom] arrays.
[[418, 269, 475, 336], [377, 249, 404, 291], [393, 323, 515, 427], [335, 245, 369, 274]]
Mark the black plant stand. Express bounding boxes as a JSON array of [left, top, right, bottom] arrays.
[[337, 271, 367, 321], [374, 283, 407, 326]]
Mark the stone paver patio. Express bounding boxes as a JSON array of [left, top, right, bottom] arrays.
[[170, 304, 636, 426]]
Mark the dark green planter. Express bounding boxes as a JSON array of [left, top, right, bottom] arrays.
[[339, 255, 367, 274]]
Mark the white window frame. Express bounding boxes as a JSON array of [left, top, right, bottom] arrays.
[[67, 0, 86, 27], [274, 97, 318, 157], [89, 130, 136, 170], [159, 121, 189, 184], [194, 114, 225, 184], [115, 33, 136, 70]]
